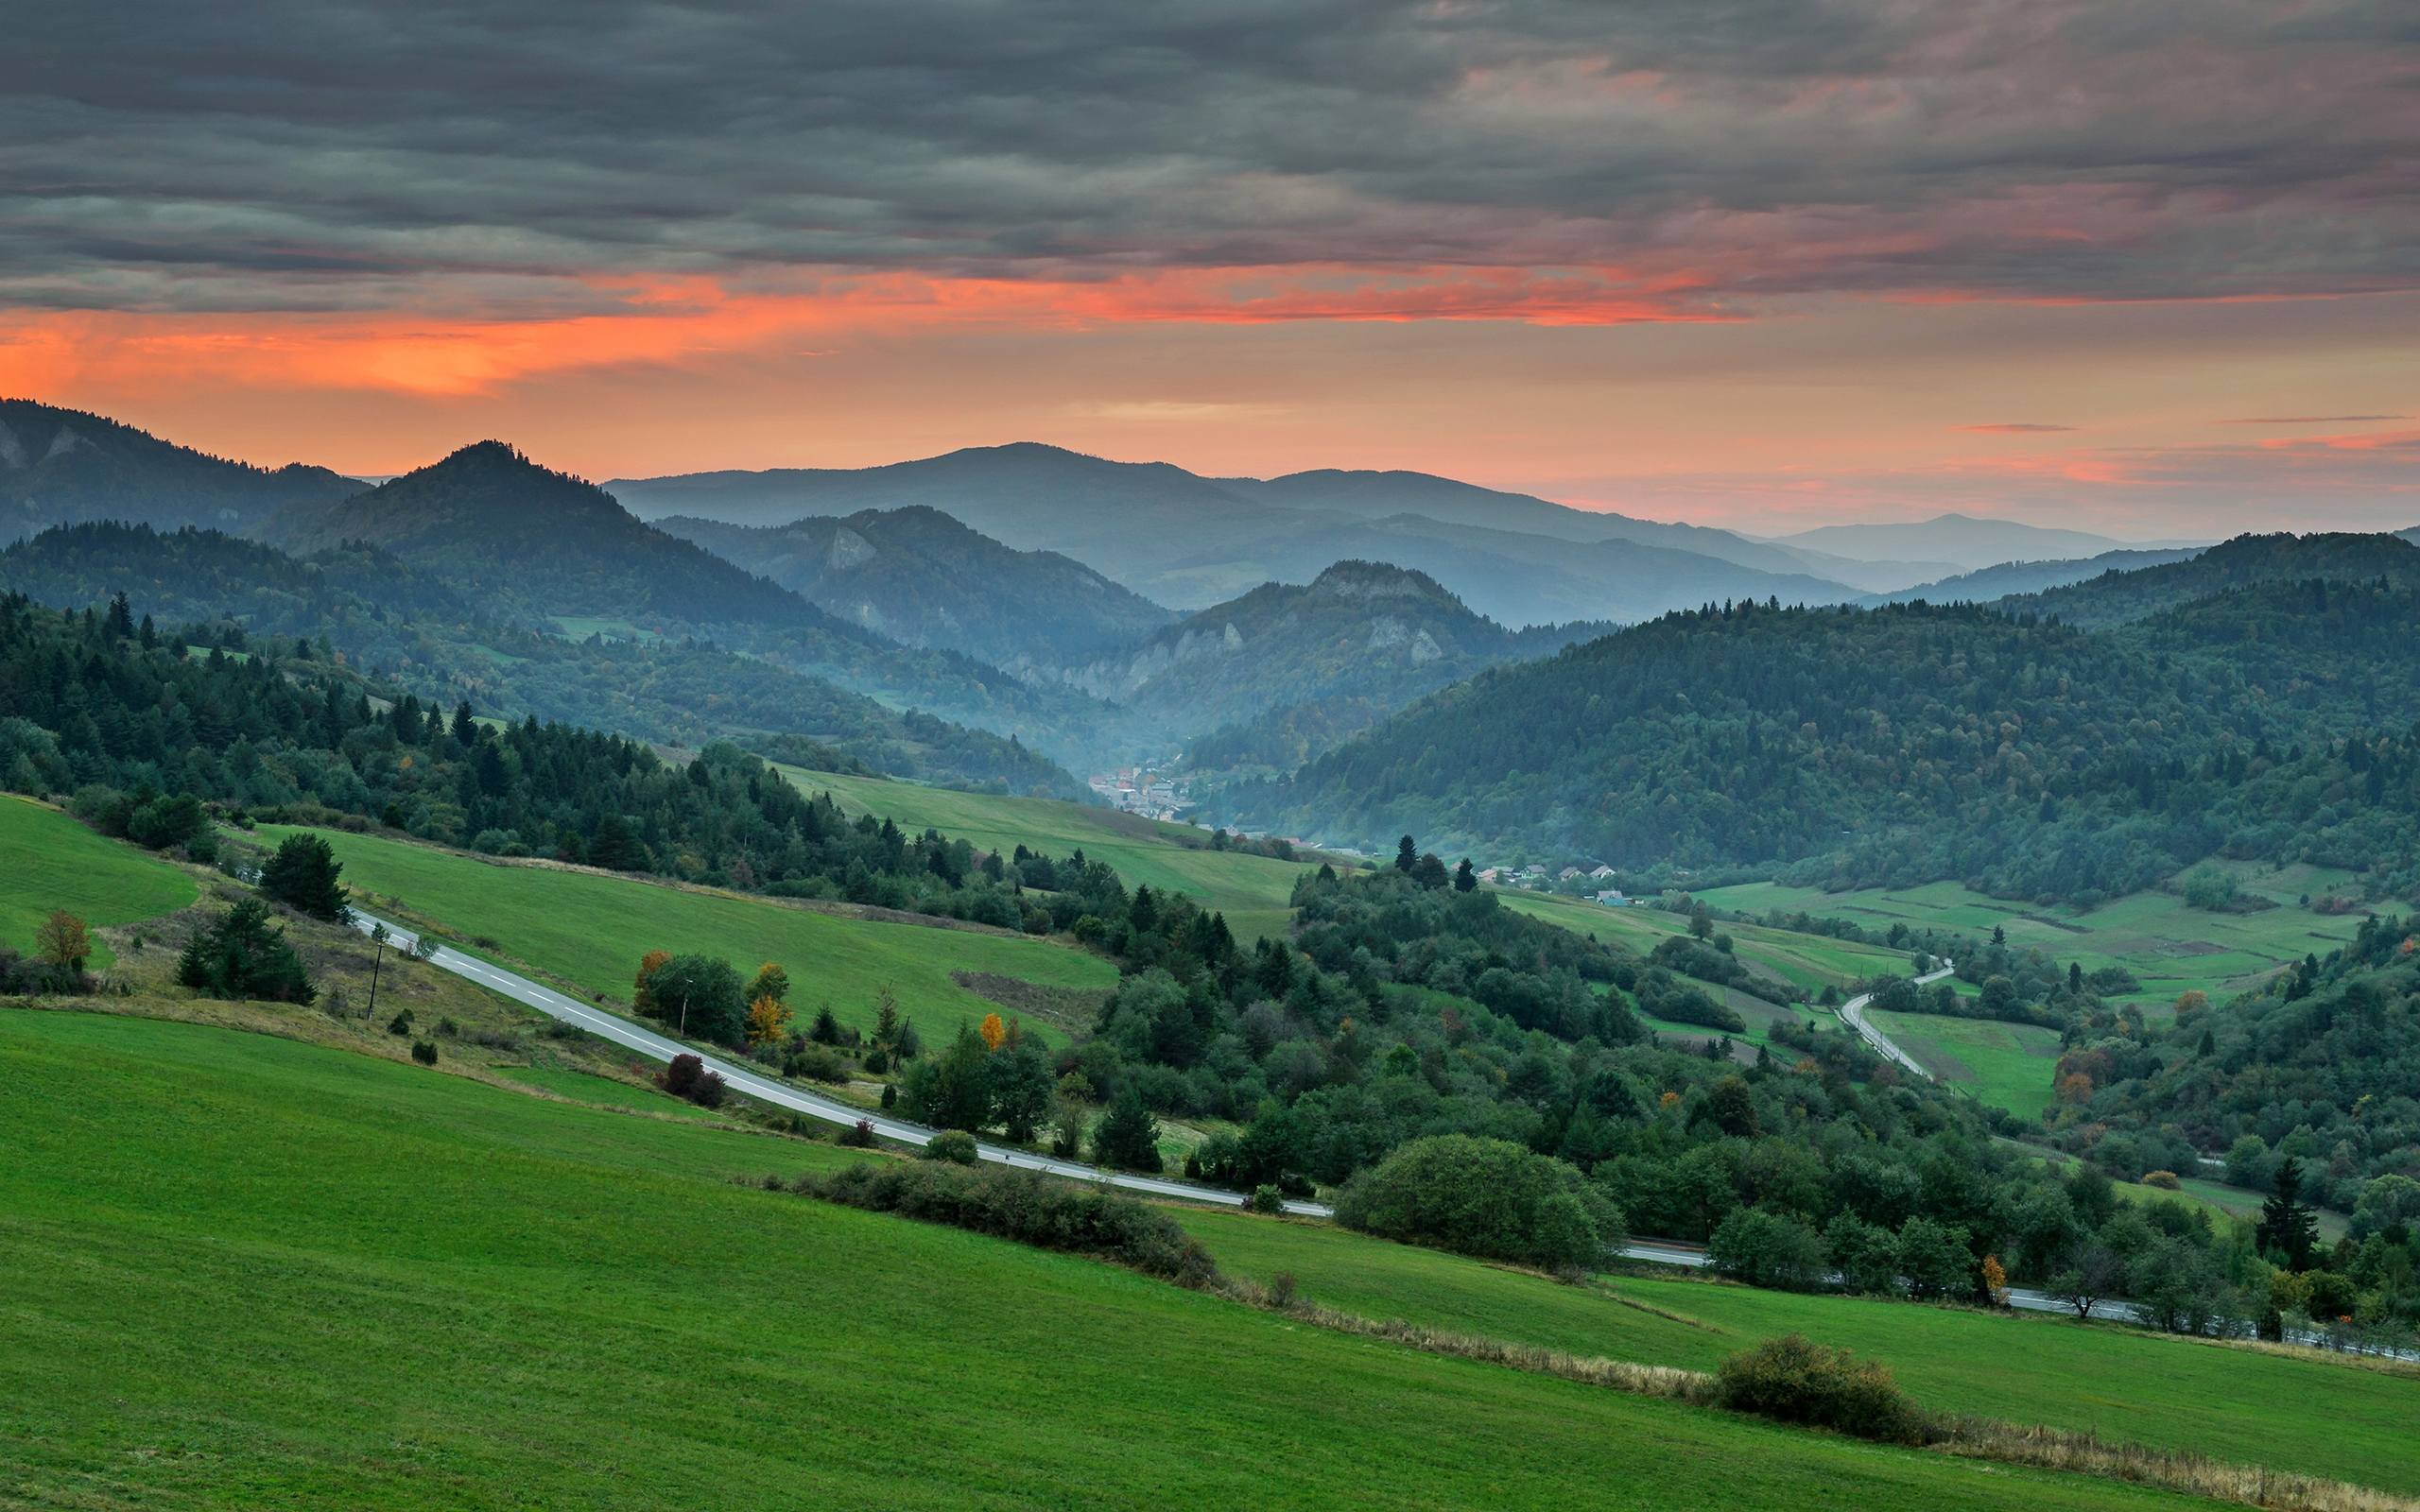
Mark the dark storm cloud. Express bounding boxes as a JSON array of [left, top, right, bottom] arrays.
[[3, 0, 2414, 316]]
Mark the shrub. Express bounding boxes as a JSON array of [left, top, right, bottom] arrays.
[[1334, 1134, 1620, 1271], [1712, 1334, 1931, 1444], [838, 1118, 878, 1148], [783, 1042, 850, 1083], [387, 1010, 414, 1037], [658, 1052, 727, 1108], [410, 1040, 439, 1066], [1247, 1184, 1287, 1215], [790, 1160, 1220, 1288], [924, 1129, 980, 1165], [2139, 1169, 2182, 1190]]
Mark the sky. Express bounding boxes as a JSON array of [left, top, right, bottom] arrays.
[[3, 1, 2414, 535]]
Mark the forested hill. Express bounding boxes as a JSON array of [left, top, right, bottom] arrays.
[[0, 398, 356, 538], [259, 442, 1142, 771], [1233, 541, 2420, 901], [656, 506, 1172, 668], [2066, 913, 2419, 1215], [0, 523, 1082, 797], [1993, 531, 2420, 628], [1060, 560, 1611, 769], [263, 440, 834, 633]]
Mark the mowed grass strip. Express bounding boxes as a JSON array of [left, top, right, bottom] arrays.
[[1863, 1007, 2066, 1119], [0, 1009, 2200, 1512], [0, 796, 198, 970], [778, 765, 1320, 944], [255, 824, 1115, 1044], [1173, 1207, 2420, 1499]]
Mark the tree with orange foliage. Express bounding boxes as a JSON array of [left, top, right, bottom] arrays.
[[746, 994, 792, 1046], [977, 1012, 1007, 1052], [1980, 1254, 2009, 1307], [632, 949, 670, 1014], [35, 909, 90, 971], [2055, 1071, 2095, 1105]]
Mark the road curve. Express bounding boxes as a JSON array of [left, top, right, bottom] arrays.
[[1837, 962, 1957, 1078], [348, 916, 2416, 1353], [347, 910, 1336, 1217]]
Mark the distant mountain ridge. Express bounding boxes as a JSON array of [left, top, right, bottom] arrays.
[[1859, 547, 2204, 608], [264, 440, 827, 633], [654, 505, 1172, 670], [259, 440, 1143, 771], [607, 441, 1879, 623], [0, 398, 357, 540], [1772, 512, 2208, 573]]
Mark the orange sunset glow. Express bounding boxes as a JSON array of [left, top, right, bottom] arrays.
[[5, 2, 2413, 532]]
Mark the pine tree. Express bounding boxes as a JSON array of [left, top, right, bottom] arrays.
[[259, 833, 349, 920], [1394, 834, 1418, 873], [1453, 858, 1477, 892], [1091, 1086, 1163, 1173], [2256, 1157, 2321, 1269]]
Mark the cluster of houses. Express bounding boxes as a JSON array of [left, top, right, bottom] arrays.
[[1088, 765, 1189, 821], [1472, 861, 1635, 904]]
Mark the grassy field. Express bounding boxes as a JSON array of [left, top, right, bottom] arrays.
[[254, 825, 1116, 1045], [1864, 1008, 2065, 1119], [1502, 889, 1913, 993], [0, 1008, 2200, 1512], [1178, 1209, 2420, 1499], [781, 765, 1322, 943], [1699, 869, 2371, 1009], [0, 797, 198, 970]]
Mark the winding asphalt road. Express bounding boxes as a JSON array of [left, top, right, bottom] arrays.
[[347, 910, 1337, 1217], [354, 916, 2416, 1354], [1838, 962, 1958, 1077]]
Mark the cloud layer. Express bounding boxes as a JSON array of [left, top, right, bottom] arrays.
[[7, 0, 2415, 324]]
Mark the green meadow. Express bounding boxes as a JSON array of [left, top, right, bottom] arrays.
[[1699, 870, 2371, 1009], [0, 796, 198, 969], [253, 824, 1115, 1044], [1501, 888, 1914, 992], [1177, 1208, 2420, 1499], [1863, 1007, 2066, 1119], [0, 1008, 2200, 1512], [780, 765, 1322, 943]]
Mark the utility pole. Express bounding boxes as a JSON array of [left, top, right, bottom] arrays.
[[366, 920, 389, 1022]]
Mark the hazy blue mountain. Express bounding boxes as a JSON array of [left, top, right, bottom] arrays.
[[1772, 512, 2206, 573], [0, 399, 357, 540], [655, 505, 1171, 670], [264, 440, 827, 631], [1057, 559, 1577, 744], [1859, 547, 2204, 607], [1226, 468, 1954, 590], [613, 442, 1865, 624], [263, 440, 1141, 769]]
